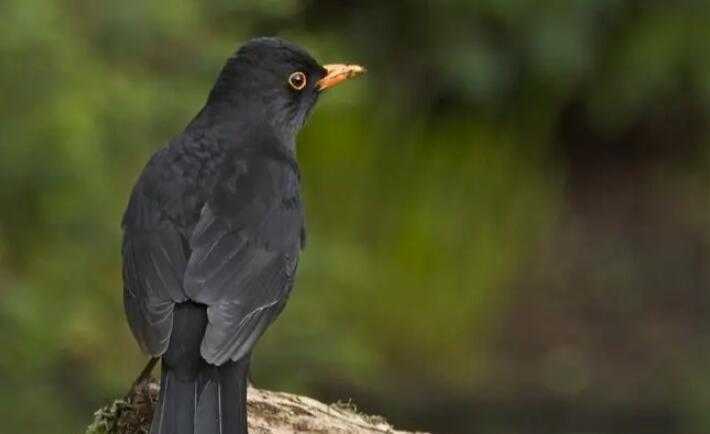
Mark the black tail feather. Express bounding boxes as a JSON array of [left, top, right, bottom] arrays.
[[151, 358, 250, 434]]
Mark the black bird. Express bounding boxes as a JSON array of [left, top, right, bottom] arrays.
[[121, 37, 364, 434]]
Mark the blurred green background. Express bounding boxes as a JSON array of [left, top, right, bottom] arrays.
[[2, 1, 710, 433]]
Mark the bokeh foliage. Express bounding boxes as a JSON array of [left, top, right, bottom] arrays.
[[1, 1, 709, 433]]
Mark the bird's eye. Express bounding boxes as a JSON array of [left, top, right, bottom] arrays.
[[288, 71, 307, 90]]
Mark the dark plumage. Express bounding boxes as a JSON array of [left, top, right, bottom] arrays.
[[121, 37, 364, 434]]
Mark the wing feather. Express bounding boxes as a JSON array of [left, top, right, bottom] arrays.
[[123, 218, 188, 356], [184, 154, 302, 365]]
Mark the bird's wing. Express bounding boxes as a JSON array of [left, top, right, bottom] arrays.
[[184, 153, 302, 365], [122, 204, 189, 356]]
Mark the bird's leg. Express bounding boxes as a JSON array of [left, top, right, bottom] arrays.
[[124, 357, 159, 400]]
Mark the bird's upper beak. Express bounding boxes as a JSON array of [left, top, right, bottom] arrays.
[[317, 64, 366, 91]]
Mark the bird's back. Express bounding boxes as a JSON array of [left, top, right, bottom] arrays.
[[122, 131, 225, 236], [122, 125, 304, 355]]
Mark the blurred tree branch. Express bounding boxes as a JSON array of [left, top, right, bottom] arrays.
[[86, 378, 426, 434]]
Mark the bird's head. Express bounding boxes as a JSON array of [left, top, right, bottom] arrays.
[[205, 37, 365, 146]]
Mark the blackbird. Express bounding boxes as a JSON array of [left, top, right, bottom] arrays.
[[121, 37, 365, 434]]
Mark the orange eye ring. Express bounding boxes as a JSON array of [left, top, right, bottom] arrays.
[[288, 71, 307, 90]]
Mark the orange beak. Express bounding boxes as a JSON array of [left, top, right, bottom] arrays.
[[316, 64, 366, 91]]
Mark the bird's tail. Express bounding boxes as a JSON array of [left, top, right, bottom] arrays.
[[150, 358, 250, 434]]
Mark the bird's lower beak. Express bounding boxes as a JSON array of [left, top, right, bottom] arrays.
[[317, 64, 366, 91]]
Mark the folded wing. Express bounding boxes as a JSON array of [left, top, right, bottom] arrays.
[[184, 153, 302, 365], [123, 215, 188, 356]]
